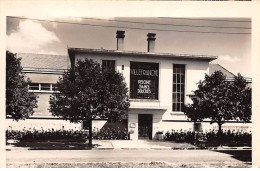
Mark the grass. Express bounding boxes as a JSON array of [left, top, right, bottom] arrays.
[[7, 161, 251, 168]]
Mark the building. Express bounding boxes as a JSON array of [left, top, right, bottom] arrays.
[[6, 53, 83, 130], [209, 63, 252, 88], [6, 30, 251, 140]]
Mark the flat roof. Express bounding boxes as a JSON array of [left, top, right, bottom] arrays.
[[68, 48, 217, 61]]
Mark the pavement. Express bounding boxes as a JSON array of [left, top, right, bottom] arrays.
[[93, 140, 251, 150], [5, 140, 252, 168], [6, 149, 252, 168], [6, 139, 252, 151], [93, 139, 196, 150]]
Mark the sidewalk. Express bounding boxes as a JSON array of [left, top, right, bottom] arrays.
[[93, 140, 251, 150], [6, 139, 252, 151]]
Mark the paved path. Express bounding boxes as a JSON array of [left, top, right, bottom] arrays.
[[6, 140, 251, 167], [6, 139, 251, 150], [95, 140, 196, 149]]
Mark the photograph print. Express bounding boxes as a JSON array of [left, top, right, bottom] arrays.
[[5, 16, 252, 168]]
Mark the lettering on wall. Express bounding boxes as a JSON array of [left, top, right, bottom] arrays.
[[130, 62, 159, 99], [137, 80, 151, 94], [130, 69, 159, 77]]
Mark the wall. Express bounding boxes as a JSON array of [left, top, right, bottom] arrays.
[[75, 53, 209, 110], [33, 93, 53, 117], [25, 73, 62, 83], [201, 122, 252, 133], [6, 118, 108, 131], [6, 118, 81, 131], [160, 121, 251, 133], [23, 73, 63, 117], [75, 53, 210, 139], [6, 52, 251, 137]]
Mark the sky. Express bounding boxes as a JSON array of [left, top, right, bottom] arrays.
[[6, 16, 251, 77]]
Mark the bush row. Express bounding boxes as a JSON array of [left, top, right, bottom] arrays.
[[93, 128, 129, 140], [163, 130, 251, 146], [6, 127, 129, 141], [6, 128, 88, 141]]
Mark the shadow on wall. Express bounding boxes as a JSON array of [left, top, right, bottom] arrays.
[[93, 119, 128, 133], [93, 119, 129, 140]]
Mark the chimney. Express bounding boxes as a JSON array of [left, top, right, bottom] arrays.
[[116, 30, 125, 51], [147, 33, 156, 52]]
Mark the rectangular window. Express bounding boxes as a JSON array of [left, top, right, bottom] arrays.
[[41, 83, 51, 91], [52, 84, 58, 91], [29, 83, 40, 90], [130, 61, 159, 99], [29, 83, 54, 91], [102, 60, 115, 72], [172, 64, 185, 112]]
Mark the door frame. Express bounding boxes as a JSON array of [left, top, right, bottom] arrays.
[[138, 114, 153, 140]]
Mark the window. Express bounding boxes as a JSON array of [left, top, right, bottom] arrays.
[[172, 64, 185, 112], [52, 84, 58, 91], [102, 60, 115, 72], [41, 83, 51, 91], [29, 83, 40, 90], [29, 83, 57, 91], [130, 61, 159, 99]]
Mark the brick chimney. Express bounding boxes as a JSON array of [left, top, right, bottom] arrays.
[[116, 30, 125, 51], [147, 33, 156, 53]]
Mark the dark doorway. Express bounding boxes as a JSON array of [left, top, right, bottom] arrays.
[[138, 114, 153, 140]]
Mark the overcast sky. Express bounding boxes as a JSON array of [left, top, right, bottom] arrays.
[[6, 16, 251, 77]]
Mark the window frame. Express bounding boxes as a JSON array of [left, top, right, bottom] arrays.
[[28, 83, 58, 92], [102, 60, 116, 72], [130, 61, 159, 100], [172, 64, 185, 112]]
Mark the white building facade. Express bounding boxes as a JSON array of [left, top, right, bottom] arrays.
[[68, 31, 217, 140], [6, 30, 251, 140]]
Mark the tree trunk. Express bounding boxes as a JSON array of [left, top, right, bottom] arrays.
[[218, 123, 222, 134], [88, 119, 93, 147], [217, 122, 223, 146]]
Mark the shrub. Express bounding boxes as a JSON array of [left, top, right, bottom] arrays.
[[6, 127, 129, 141], [163, 129, 251, 147], [93, 127, 129, 140], [6, 128, 88, 141]]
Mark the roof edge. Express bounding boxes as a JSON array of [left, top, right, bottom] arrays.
[[17, 52, 68, 57], [68, 47, 217, 61], [216, 64, 236, 77]]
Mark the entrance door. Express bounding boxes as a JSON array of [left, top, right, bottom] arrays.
[[138, 114, 153, 140]]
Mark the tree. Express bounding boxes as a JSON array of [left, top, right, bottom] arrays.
[[184, 70, 251, 133], [49, 58, 130, 147], [6, 51, 38, 120]]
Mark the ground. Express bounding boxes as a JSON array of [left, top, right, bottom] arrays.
[[6, 149, 251, 168], [6, 139, 251, 168]]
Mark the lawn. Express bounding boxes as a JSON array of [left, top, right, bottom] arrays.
[[7, 161, 251, 168]]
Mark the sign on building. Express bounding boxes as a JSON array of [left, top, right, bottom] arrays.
[[130, 61, 159, 99]]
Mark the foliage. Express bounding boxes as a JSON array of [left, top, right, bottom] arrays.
[[6, 51, 38, 120], [6, 128, 88, 141], [49, 58, 130, 146], [93, 127, 129, 140], [163, 129, 251, 147], [6, 127, 129, 141], [184, 71, 251, 132]]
